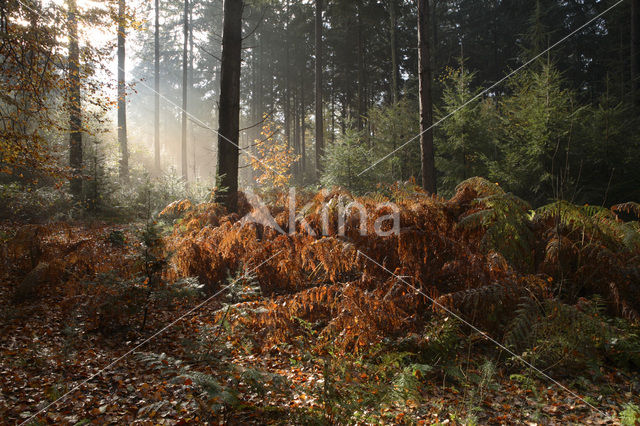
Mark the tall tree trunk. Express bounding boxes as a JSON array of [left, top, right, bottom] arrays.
[[389, 0, 399, 103], [315, 0, 324, 176], [331, 88, 335, 144], [632, 0, 640, 107], [154, 0, 160, 172], [293, 84, 300, 180], [0, 0, 7, 34], [249, 35, 259, 185], [300, 76, 306, 179], [214, 0, 243, 212], [284, 0, 291, 152], [68, 0, 82, 198], [118, 0, 129, 183], [356, 12, 365, 130], [189, 0, 195, 179], [341, 92, 347, 135], [418, 0, 436, 194], [432, 0, 438, 75], [181, 0, 189, 182]]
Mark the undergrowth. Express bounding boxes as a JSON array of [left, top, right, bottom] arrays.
[[2, 177, 639, 423]]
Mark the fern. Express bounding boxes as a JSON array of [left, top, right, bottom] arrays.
[[504, 297, 541, 354], [458, 189, 535, 271], [612, 201, 640, 217], [437, 281, 524, 324], [455, 177, 505, 198]]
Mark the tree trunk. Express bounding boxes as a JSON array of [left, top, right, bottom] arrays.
[[249, 34, 260, 185], [68, 0, 82, 198], [356, 12, 365, 130], [418, 0, 436, 194], [1, 0, 7, 34], [389, 0, 399, 103], [315, 0, 324, 176], [180, 0, 189, 182], [432, 0, 438, 75], [300, 79, 306, 179], [632, 0, 640, 107], [154, 0, 160, 172], [214, 0, 243, 212], [118, 0, 129, 183], [293, 85, 300, 180], [331, 88, 335, 144], [189, 0, 196, 180]]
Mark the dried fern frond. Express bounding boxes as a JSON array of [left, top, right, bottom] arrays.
[[454, 177, 505, 198]]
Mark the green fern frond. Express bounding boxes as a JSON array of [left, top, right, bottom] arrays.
[[537, 201, 640, 253], [437, 282, 521, 316], [457, 209, 491, 230], [504, 297, 541, 353], [458, 191, 534, 270]]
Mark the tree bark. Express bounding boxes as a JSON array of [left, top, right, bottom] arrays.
[[68, 0, 82, 198], [418, 0, 436, 194], [632, 0, 640, 108], [118, 0, 129, 183], [0, 0, 7, 34], [356, 12, 365, 130], [300, 69, 306, 179], [389, 0, 399, 103], [284, 0, 291, 153], [181, 0, 189, 182], [214, 0, 243, 212], [189, 0, 195, 179], [293, 83, 299, 179], [315, 0, 324, 176], [154, 0, 160, 172]]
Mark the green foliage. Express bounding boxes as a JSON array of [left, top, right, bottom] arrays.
[[0, 183, 72, 222], [318, 347, 430, 424], [84, 220, 202, 333], [504, 297, 541, 354], [489, 63, 579, 205], [457, 179, 535, 271], [193, 268, 262, 361], [604, 318, 640, 371], [416, 316, 464, 367], [321, 100, 422, 194], [367, 99, 421, 183], [106, 230, 126, 247], [135, 267, 289, 419], [578, 85, 640, 204], [536, 201, 640, 254], [320, 127, 377, 193], [435, 65, 496, 196], [505, 296, 640, 374], [138, 350, 287, 420], [620, 403, 640, 426]]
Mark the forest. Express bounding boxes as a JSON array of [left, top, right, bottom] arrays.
[[1, 0, 640, 424]]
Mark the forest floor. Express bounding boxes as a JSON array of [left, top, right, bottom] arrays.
[[1, 279, 638, 425], [2, 181, 640, 424]]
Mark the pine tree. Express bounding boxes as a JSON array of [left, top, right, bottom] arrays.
[[418, 0, 436, 194], [315, 0, 324, 176], [491, 64, 576, 204], [214, 0, 244, 212], [435, 65, 495, 195], [68, 0, 83, 199], [118, 0, 129, 183]]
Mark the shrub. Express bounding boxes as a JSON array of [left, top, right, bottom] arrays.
[[82, 220, 202, 334], [0, 183, 72, 222]]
